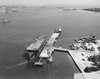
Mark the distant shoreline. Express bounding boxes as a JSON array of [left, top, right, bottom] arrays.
[[82, 8, 100, 13]]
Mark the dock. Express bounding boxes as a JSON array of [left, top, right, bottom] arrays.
[[54, 47, 85, 72], [39, 28, 62, 58]]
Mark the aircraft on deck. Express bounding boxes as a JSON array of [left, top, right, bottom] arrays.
[[22, 28, 67, 66]]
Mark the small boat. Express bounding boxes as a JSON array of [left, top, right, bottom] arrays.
[[0, 18, 9, 23]]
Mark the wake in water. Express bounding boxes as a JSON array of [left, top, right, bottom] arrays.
[[6, 61, 28, 69], [15, 61, 28, 66]]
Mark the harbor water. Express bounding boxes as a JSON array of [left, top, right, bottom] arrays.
[[0, 7, 100, 79]]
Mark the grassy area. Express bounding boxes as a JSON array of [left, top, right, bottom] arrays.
[[84, 53, 100, 72]]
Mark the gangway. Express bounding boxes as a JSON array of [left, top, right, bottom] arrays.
[[54, 47, 69, 52]]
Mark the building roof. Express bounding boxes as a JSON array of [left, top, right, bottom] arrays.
[[47, 33, 59, 46]]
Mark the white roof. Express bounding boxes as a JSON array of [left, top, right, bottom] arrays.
[[74, 73, 100, 79], [47, 33, 59, 45], [39, 47, 53, 57], [39, 49, 48, 57], [39, 33, 59, 57], [51, 33, 59, 38]]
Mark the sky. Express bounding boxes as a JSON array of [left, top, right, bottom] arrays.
[[0, 0, 99, 7]]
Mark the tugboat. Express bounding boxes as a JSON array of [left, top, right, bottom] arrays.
[[0, 18, 9, 23]]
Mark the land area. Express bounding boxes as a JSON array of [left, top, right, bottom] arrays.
[[82, 8, 100, 12], [0, 5, 100, 13], [69, 37, 100, 79]]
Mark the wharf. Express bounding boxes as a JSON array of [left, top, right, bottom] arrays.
[[39, 31, 61, 58]]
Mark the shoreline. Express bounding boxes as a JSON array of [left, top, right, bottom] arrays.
[[67, 50, 82, 73], [68, 50, 85, 73]]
